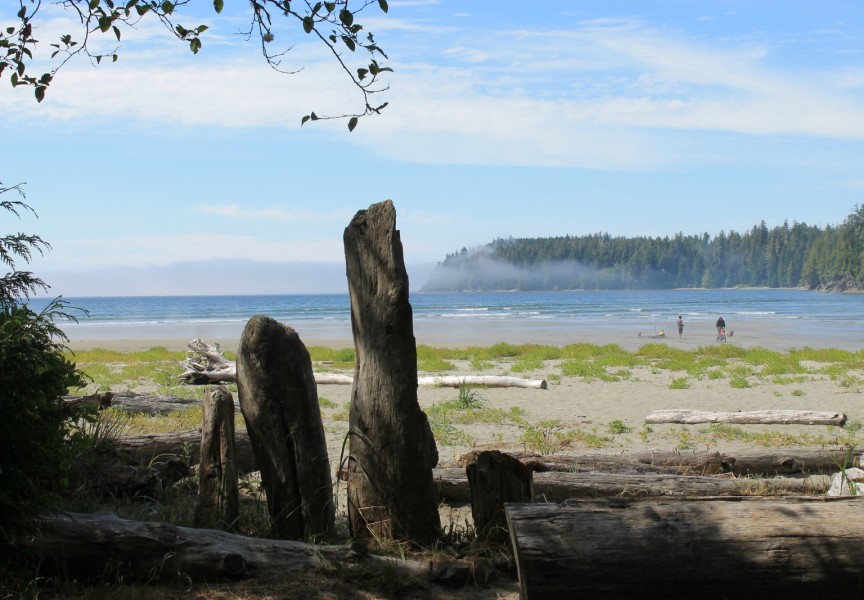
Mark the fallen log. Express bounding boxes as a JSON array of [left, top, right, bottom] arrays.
[[506, 496, 864, 599], [645, 408, 846, 426], [28, 512, 472, 586], [434, 467, 827, 502], [178, 339, 546, 389], [418, 375, 547, 389], [119, 430, 258, 473], [460, 448, 862, 477]]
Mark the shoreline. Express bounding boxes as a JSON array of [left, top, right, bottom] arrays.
[[63, 317, 863, 353]]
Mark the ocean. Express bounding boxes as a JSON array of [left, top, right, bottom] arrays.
[[27, 289, 864, 351]]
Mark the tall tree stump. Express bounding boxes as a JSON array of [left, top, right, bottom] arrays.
[[236, 316, 334, 540], [343, 200, 441, 545], [194, 386, 239, 531], [466, 451, 533, 543]]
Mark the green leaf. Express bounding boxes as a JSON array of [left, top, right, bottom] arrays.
[[98, 17, 111, 33], [302, 16, 314, 33], [112, 25, 121, 41], [378, 0, 388, 13], [88, 0, 100, 10], [161, 1, 174, 15], [136, 4, 151, 15], [356, 67, 368, 80], [17, 6, 26, 19], [189, 38, 201, 54], [6, 27, 14, 35], [341, 35, 355, 51], [310, 112, 318, 120], [348, 116, 358, 132], [35, 86, 45, 102], [213, 0, 224, 14], [339, 9, 353, 27], [10, 72, 18, 87], [112, 53, 118, 62], [301, 115, 310, 126], [196, 25, 209, 34]]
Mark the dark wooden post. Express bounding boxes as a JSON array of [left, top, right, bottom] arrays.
[[236, 316, 334, 540], [343, 200, 441, 545], [466, 450, 533, 543], [194, 386, 239, 531]]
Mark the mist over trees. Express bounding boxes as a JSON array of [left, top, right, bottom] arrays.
[[423, 207, 864, 292]]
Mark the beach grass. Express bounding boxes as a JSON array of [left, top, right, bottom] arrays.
[[62, 342, 864, 453]]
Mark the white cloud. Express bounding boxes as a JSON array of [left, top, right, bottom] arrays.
[[4, 11, 864, 172], [197, 204, 355, 223]]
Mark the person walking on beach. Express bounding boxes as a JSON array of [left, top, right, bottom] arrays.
[[716, 316, 726, 341], [677, 315, 684, 338]]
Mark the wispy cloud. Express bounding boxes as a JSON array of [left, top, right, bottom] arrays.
[[197, 204, 354, 223]]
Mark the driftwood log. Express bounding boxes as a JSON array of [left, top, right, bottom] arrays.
[[343, 200, 441, 545], [194, 386, 239, 531], [236, 316, 335, 540], [435, 468, 827, 503], [506, 496, 864, 599], [645, 408, 847, 426], [28, 512, 472, 586], [178, 340, 546, 389]]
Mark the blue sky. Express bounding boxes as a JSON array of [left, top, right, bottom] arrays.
[[3, 0, 864, 296]]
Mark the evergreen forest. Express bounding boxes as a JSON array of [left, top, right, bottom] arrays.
[[423, 206, 864, 292]]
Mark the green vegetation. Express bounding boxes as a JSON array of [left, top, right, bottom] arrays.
[[425, 206, 864, 291]]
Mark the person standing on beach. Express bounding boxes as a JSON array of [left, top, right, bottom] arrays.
[[716, 316, 726, 334], [677, 315, 684, 338]]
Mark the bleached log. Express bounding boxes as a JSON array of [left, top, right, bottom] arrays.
[[178, 339, 546, 388], [506, 497, 864, 599], [29, 512, 472, 585], [645, 408, 846, 426], [418, 375, 547, 389]]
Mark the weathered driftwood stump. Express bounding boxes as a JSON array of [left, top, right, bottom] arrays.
[[236, 316, 334, 540], [343, 200, 441, 545], [506, 496, 864, 599], [194, 386, 239, 531], [467, 451, 533, 543]]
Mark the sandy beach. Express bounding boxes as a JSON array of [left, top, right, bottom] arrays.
[[67, 320, 864, 468]]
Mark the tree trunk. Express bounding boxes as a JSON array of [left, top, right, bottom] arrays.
[[194, 386, 240, 531], [466, 451, 533, 543], [434, 467, 826, 502], [645, 408, 847, 426], [506, 497, 864, 599], [236, 316, 334, 540], [343, 200, 440, 545], [118, 429, 257, 473], [27, 512, 472, 586]]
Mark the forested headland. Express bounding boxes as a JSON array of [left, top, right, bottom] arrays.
[[423, 206, 864, 292]]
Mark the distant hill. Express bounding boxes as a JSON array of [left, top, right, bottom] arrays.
[[422, 207, 864, 292]]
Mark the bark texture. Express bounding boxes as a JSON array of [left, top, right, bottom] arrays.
[[194, 386, 239, 531], [236, 316, 334, 540], [466, 451, 533, 543], [506, 496, 864, 599], [343, 200, 440, 545]]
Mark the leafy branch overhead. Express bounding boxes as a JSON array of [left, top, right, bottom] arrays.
[[1, 0, 392, 129]]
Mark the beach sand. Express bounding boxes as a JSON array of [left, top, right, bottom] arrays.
[[68, 320, 864, 465], [63, 325, 864, 600]]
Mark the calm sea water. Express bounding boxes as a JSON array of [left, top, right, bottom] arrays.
[[26, 289, 863, 349]]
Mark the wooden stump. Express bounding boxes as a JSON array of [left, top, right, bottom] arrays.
[[343, 200, 441, 545], [506, 497, 864, 599], [236, 316, 334, 540], [194, 386, 239, 531], [466, 451, 533, 543]]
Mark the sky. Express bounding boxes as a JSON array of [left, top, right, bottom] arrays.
[[3, 0, 864, 296]]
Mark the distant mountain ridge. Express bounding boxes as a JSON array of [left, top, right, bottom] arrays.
[[423, 207, 864, 293]]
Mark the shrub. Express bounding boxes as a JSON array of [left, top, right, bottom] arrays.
[[0, 301, 87, 544]]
